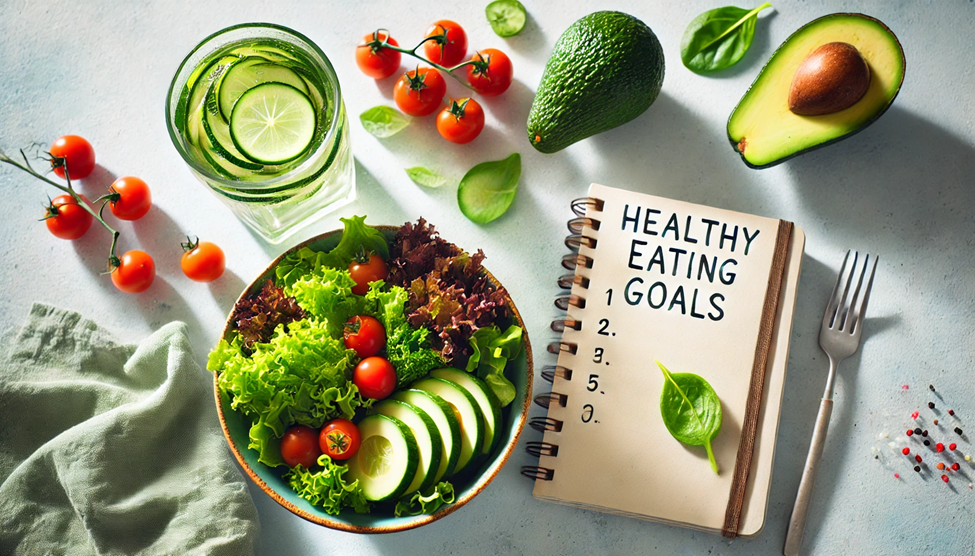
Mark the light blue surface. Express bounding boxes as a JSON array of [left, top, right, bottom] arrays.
[[1, 1, 973, 554]]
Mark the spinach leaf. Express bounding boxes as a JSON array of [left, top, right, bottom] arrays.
[[405, 166, 447, 188], [680, 3, 771, 74], [657, 361, 722, 474], [457, 153, 521, 224], [360, 105, 410, 138]]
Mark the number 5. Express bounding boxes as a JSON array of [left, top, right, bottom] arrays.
[[587, 374, 599, 392]]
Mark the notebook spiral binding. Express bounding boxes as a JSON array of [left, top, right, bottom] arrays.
[[521, 196, 603, 483]]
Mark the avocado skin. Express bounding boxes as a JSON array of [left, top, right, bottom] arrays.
[[728, 13, 906, 169], [528, 11, 664, 154]]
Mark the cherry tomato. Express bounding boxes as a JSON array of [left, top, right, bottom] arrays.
[[44, 194, 93, 240], [49, 135, 96, 180], [344, 315, 386, 358], [423, 20, 468, 67], [281, 425, 322, 468], [393, 67, 447, 117], [348, 253, 388, 295], [319, 419, 361, 461], [108, 176, 152, 221], [466, 49, 513, 97], [180, 238, 225, 282], [111, 250, 155, 294], [356, 31, 402, 79], [436, 98, 485, 144], [353, 356, 396, 400]]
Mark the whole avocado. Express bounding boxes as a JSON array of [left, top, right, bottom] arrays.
[[527, 11, 664, 154]]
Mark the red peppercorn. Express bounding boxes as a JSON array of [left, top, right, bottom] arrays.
[[912, 411, 920, 420], [936, 462, 945, 470], [916, 454, 923, 463], [902, 447, 911, 455], [949, 443, 957, 451], [906, 429, 914, 436], [936, 443, 945, 452], [952, 463, 960, 471], [934, 419, 939, 425], [942, 474, 949, 483], [894, 473, 900, 478], [948, 409, 955, 416]]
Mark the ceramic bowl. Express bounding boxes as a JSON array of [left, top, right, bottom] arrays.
[[213, 225, 533, 533]]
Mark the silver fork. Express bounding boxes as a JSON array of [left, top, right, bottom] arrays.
[[784, 250, 878, 556]]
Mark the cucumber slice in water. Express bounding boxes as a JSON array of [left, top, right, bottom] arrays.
[[229, 82, 316, 165], [203, 81, 264, 171], [345, 414, 419, 502], [218, 58, 310, 121]]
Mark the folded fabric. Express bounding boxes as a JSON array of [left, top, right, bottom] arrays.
[[0, 304, 259, 555]]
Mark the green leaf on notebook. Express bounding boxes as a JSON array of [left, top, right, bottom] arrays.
[[657, 361, 723, 474]]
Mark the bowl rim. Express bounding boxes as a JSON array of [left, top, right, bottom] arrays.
[[213, 225, 533, 533]]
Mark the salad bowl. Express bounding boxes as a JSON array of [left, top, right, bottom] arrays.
[[213, 225, 533, 533]]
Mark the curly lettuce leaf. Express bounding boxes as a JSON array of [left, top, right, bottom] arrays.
[[209, 318, 369, 467], [285, 455, 371, 515], [275, 216, 389, 288], [364, 281, 445, 387], [230, 280, 305, 350], [393, 481, 455, 517], [465, 325, 523, 407], [288, 267, 365, 338]]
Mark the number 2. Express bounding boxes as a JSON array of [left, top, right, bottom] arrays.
[[597, 318, 610, 336]]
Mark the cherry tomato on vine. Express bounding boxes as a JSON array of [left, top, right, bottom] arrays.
[[180, 238, 225, 283], [319, 419, 361, 461], [49, 135, 95, 180], [353, 356, 396, 400], [423, 20, 468, 67], [108, 176, 152, 221], [356, 31, 402, 79], [466, 48, 513, 97], [44, 194, 93, 240], [281, 425, 322, 469], [348, 252, 388, 295], [393, 67, 447, 117], [111, 250, 155, 294], [437, 98, 485, 144], [344, 315, 386, 358]]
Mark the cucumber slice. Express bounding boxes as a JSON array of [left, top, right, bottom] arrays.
[[203, 81, 264, 171], [486, 0, 527, 37], [430, 368, 503, 457], [345, 414, 419, 502], [369, 399, 442, 494], [184, 55, 238, 148], [218, 58, 310, 121], [392, 389, 461, 482], [412, 378, 485, 475], [229, 82, 316, 164]]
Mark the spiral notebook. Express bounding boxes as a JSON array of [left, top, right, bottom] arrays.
[[523, 183, 805, 538]]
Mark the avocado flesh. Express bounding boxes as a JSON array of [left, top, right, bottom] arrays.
[[528, 11, 664, 154], [728, 13, 905, 168]]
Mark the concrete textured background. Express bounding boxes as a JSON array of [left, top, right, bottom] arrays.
[[1, 1, 974, 554]]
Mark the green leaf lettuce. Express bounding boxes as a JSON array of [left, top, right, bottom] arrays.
[[466, 324, 523, 406]]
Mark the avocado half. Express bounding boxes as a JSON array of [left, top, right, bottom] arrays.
[[727, 13, 905, 169]]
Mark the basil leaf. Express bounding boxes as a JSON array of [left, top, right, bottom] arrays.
[[405, 167, 447, 188], [657, 361, 723, 474], [359, 106, 410, 138], [457, 153, 521, 224], [680, 3, 771, 74]]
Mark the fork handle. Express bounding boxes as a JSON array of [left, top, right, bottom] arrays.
[[783, 398, 833, 556]]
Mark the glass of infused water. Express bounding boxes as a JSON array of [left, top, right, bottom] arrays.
[[167, 23, 354, 244]]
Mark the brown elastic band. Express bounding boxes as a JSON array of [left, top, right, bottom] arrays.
[[722, 220, 793, 538]]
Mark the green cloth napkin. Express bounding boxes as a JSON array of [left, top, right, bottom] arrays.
[[0, 304, 259, 555]]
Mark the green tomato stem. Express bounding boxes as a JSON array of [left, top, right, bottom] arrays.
[[365, 30, 479, 92], [0, 149, 122, 269]]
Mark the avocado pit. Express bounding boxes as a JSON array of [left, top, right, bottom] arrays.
[[788, 42, 871, 116]]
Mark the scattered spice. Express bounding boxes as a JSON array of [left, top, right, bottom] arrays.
[[936, 443, 945, 453], [937, 462, 945, 470], [894, 473, 900, 478], [912, 411, 920, 420], [941, 474, 949, 483], [948, 409, 955, 416], [916, 454, 923, 463], [903, 384, 910, 390], [951, 463, 960, 471], [924, 440, 931, 446], [934, 419, 939, 425], [922, 430, 929, 437], [966, 455, 972, 462], [929, 384, 936, 392], [906, 429, 914, 436], [914, 466, 921, 472], [928, 402, 936, 409], [949, 443, 957, 451], [902, 447, 911, 455], [955, 427, 964, 435], [914, 428, 923, 435]]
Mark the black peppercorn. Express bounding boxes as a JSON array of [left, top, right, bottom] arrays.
[[928, 402, 936, 409], [924, 440, 931, 446], [914, 465, 921, 472], [914, 428, 923, 435], [955, 427, 964, 435], [929, 384, 936, 392]]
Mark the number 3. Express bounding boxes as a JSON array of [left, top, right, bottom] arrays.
[[593, 347, 604, 363]]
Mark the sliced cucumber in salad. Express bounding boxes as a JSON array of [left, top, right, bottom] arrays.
[[392, 389, 462, 482], [430, 368, 503, 458], [369, 399, 442, 494], [345, 414, 419, 502], [412, 378, 485, 475], [230, 82, 316, 165]]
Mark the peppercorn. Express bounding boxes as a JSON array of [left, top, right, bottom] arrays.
[[914, 466, 921, 472], [952, 463, 960, 471], [929, 384, 936, 392], [916, 454, 923, 463], [902, 447, 911, 455], [942, 474, 949, 483], [924, 440, 931, 446], [936, 443, 945, 452], [949, 443, 957, 451], [929, 402, 936, 409], [934, 419, 939, 425], [922, 430, 929, 437], [937, 462, 945, 470], [914, 428, 923, 435], [955, 427, 964, 435], [948, 409, 955, 416], [906, 429, 914, 436]]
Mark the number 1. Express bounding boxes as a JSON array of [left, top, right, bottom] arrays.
[[606, 288, 613, 306]]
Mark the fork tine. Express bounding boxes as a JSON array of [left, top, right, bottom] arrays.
[[831, 251, 858, 329], [823, 250, 852, 329], [850, 254, 878, 336], [842, 254, 869, 332]]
